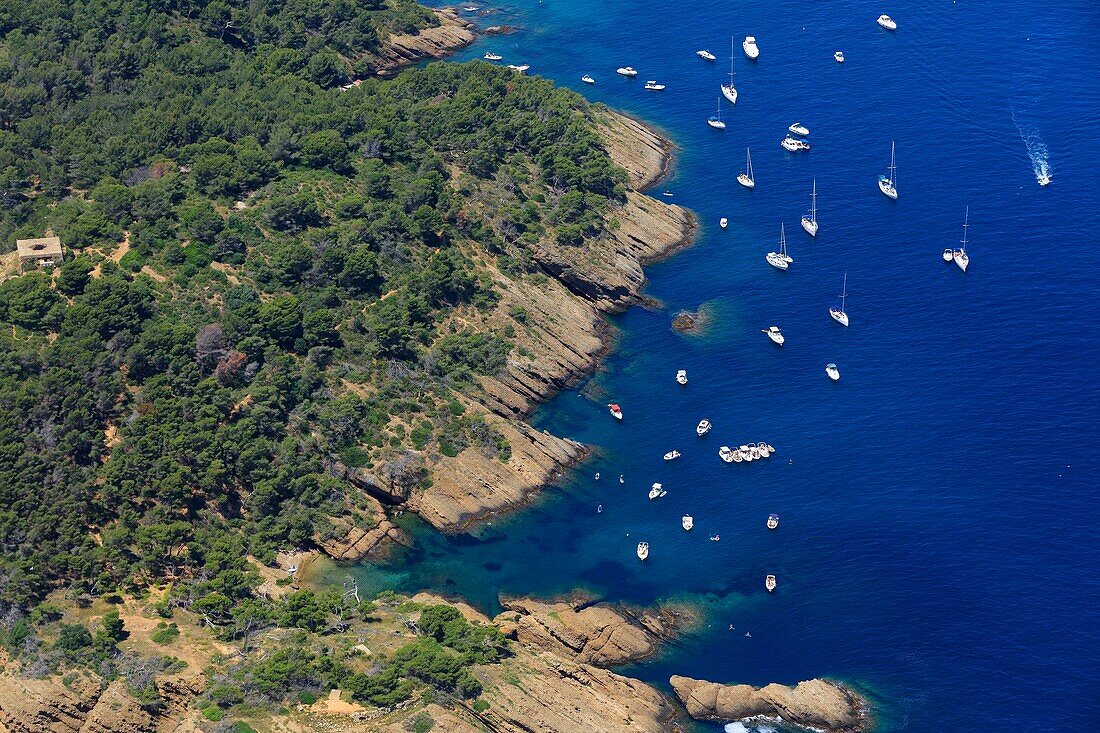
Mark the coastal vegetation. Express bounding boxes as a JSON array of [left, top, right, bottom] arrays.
[[0, 0, 637, 720]]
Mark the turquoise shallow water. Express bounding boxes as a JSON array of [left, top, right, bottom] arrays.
[[356, 0, 1100, 728]]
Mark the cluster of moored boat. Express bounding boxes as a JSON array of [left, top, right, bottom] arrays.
[[718, 442, 776, 463]]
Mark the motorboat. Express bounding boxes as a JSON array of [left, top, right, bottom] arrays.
[[942, 248, 955, 262], [696, 50, 716, 61], [766, 443, 776, 453], [676, 369, 688, 385], [643, 80, 666, 91], [740, 444, 754, 461], [663, 450, 681, 461], [696, 419, 712, 436], [834, 50, 845, 63], [766, 223, 792, 271], [463, 6, 479, 11], [581, 74, 595, 84], [608, 403, 623, 420], [829, 272, 849, 327], [781, 136, 810, 152], [825, 363, 840, 381], [616, 66, 638, 77], [720, 217, 728, 228], [719, 446, 736, 463], [1038, 173, 1051, 186], [757, 441, 773, 456], [788, 122, 810, 137], [710, 535, 720, 542], [878, 141, 898, 199], [483, 52, 503, 61], [762, 326, 784, 346], [682, 515, 694, 531], [506, 64, 530, 73], [737, 147, 755, 188], [801, 178, 818, 237], [721, 37, 738, 104], [765, 574, 777, 592], [767, 513, 779, 530], [707, 96, 726, 129], [877, 14, 897, 31], [649, 483, 666, 500], [743, 35, 760, 60], [749, 444, 761, 460], [954, 206, 971, 272], [637, 542, 649, 560]]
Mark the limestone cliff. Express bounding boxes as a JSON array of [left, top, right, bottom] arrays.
[[669, 675, 870, 733], [494, 595, 686, 667], [371, 9, 477, 76]]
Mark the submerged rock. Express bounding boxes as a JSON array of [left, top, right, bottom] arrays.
[[669, 676, 869, 733]]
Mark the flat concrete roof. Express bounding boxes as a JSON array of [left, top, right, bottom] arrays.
[[16, 236, 63, 259]]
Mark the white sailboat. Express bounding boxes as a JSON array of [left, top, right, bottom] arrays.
[[878, 141, 898, 199], [954, 206, 970, 272], [737, 147, 755, 188], [766, 223, 792, 270], [801, 179, 818, 237], [721, 37, 738, 104], [829, 272, 849, 327], [707, 97, 726, 129]]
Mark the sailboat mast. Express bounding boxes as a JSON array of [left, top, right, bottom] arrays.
[[811, 179, 817, 221], [961, 206, 969, 249], [730, 37, 735, 83], [840, 272, 847, 310], [890, 141, 896, 182]]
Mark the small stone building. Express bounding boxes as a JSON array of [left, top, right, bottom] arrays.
[[16, 236, 63, 269]]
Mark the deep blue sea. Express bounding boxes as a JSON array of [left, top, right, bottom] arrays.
[[356, 1, 1100, 729]]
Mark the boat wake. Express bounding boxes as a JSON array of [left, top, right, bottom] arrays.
[[1010, 107, 1051, 185], [723, 723, 778, 733]]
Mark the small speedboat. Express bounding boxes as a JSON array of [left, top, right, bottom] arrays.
[[696, 50, 716, 61], [719, 446, 736, 463], [943, 248, 955, 262], [767, 513, 779, 530], [743, 35, 760, 60], [825, 363, 840, 381], [643, 80, 666, 91], [682, 515, 694, 531], [696, 419, 712, 436], [765, 574, 777, 592], [483, 52, 503, 61], [616, 66, 638, 77], [877, 14, 897, 31], [663, 450, 681, 461], [788, 122, 810, 137], [757, 441, 773, 456], [1038, 173, 1051, 186], [608, 403, 623, 420], [710, 535, 720, 542], [581, 74, 595, 84], [720, 217, 728, 228], [676, 369, 688, 385], [763, 326, 785, 346], [749, 445, 761, 460], [506, 64, 530, 73], [740, 444, 754, 462], [834, 50, 845, 63], [649, 483, 665, 500], [637, 542, 649, 560], [781, 136, 811, 152], [463, 6, 480, 11]]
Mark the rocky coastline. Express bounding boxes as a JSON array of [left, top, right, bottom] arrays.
[[371, 9, 477, 77]]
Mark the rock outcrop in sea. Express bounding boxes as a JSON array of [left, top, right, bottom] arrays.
[[669, 675, 870, 733]]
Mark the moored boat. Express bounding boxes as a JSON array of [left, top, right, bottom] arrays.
[[696, 419, 712, 436], [954, 206, 971, 272], [608, 403, 623, 420], [643, 80, 666, 91], [877, 14, 897, 31], [765, 574, 777, 591], [506, 64, 530, 73], [825, 363, 840, 381], [581, 74, 595, 84], [763, 326, 785, 345], [483, 52, 503, 61], [720, 217, 728, 228], [676, 369, 688, 385], [637, 542, 649, 560], [696, 49, 716, 61], [829, 273, 849, 327], [878, 141, 898, 199], [721, 37, 738, 104], [707, 97, 726, 129], [719, 446, 736, 463], [648, 483, 665, 500], [834, 50, 845, 63], [616, 66, 638, 77], [663, 450, 681, 461], [766, 223, 792, 271], [682, 515, 694, 530], [737, 147, 755, 188], [743, 35, 760, 60], [782, 136, 811, 152], [801, 179, 818, 237], [767, 513, 779, 530], [788, 122, 809, 136]]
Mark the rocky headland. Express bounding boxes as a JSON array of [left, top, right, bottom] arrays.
[[670, 675, 871, 733], [371, 9, 477, 76]]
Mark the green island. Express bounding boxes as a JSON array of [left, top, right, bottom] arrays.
[[0, 1, 868, 731]]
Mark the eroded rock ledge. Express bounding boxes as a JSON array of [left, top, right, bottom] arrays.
[[372, 9, 477, 76], [669, 675, 870, 733], [493, 595, 689, 666]]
